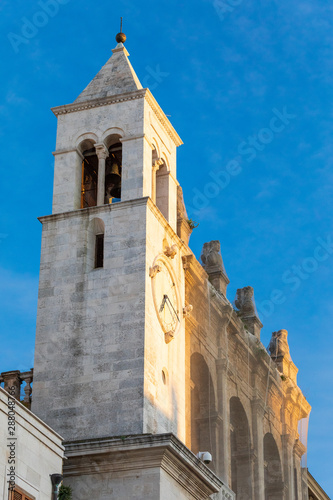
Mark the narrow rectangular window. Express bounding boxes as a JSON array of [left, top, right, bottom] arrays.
[[95, 233, 104, 268]]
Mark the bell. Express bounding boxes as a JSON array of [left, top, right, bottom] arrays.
[[108, 162, 121, 183], [105, 162, 121, 200]]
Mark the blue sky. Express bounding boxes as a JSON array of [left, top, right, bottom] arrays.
[[1, 0, 332, 494]]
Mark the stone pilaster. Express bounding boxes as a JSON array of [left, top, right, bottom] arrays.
[[281, 429, 294, 500], [216, 358, 230, 484], [293, 439, 306, 500], [251, 398, 265, 500]]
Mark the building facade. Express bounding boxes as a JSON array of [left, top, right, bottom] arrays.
[[4, 33, 313, 499], [0, 386, 64, 500]]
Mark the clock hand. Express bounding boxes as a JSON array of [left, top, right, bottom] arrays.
[[165, 295, 180, 322], [166, 282, 176, 296]]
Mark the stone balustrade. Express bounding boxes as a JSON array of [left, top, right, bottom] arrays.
[[0, 369, 33, 409]]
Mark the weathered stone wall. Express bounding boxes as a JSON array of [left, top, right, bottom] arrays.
[[143, 201, 188, 441], [184, 252, 311, 500], [32, 199, 148, 440]]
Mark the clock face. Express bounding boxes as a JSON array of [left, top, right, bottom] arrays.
[[151, 258, 181, 341]]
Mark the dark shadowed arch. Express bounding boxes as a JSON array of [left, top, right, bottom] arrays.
[[230, 396, 252, 499], [190, 353, 216, 467], [264, 433, 283, 499]]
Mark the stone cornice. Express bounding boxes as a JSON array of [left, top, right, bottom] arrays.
[[51, 89, 147, 116], [145, 89, 183, 147], [308, 470, 331, 500], [51, 88, 183, 148], [52, 147, 83, 159], [38, 197, 150, 224], [63, 433, 228, 499]]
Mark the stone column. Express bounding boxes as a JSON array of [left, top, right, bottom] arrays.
[[95, 143, 109, 206], [152, 158, 164, 203], [21, 369, 33, 409], [251, 398, 265, 500]]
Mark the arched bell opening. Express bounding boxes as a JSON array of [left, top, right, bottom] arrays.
[[264, 433, 283, 500], [156, 159, 169, 221], [190, 353, 217, 470], [230, 396, 252, 499], [151, 146, 159, 203], [105, 135, 122, 204], [79, 139, 98, 208]]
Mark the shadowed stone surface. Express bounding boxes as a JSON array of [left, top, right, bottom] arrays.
[[75, 44, 142, 103]]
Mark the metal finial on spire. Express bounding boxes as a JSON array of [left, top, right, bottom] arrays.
[[116, 17, 126, 44]]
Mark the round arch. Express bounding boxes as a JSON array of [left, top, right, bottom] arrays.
[[151, 139, 161, 158], [75, 132, 98, 152], [264, 432, 283, 499], [190, 352, 217, 466], [230, 396, 253, 499]]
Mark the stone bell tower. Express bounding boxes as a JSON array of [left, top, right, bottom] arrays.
[[32, 30, 224, 499]]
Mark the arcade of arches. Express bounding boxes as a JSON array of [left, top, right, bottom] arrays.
[[186, 245, 310, 500]]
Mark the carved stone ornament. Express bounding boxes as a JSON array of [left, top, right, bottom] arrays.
[[149, 265, 162, 278], [164, 331, 175, 344], [268, 329, 292, 360], [235, 286, 256, 317], [94, 143, 109, 160], [183, 305, 193, 317], [153, 158, 164, 171], [201, 240, 224, 269], [164, 244, 177, 259]]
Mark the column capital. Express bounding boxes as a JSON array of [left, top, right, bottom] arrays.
[[153, 158, 164, 172], [293, 438, 306, 459], [95, 143, 109, 159]]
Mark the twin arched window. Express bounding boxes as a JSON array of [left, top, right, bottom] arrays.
[[80, 138, 122, 209]]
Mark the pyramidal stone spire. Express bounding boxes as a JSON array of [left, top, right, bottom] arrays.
[[74, 34, 143, 103]]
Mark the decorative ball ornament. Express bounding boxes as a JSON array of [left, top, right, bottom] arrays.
[[116, 32, 126, 44]]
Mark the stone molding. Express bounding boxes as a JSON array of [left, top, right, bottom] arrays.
[[119, 133, 146, 143], [63, 433, 232, 500], [38, 195, 190, 259], [308, 470, 331, 500], [51, 88, 183, 147], [52, 147, 84, 159], [52, 89, 146, 116], [38, 196, 151, 223]]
